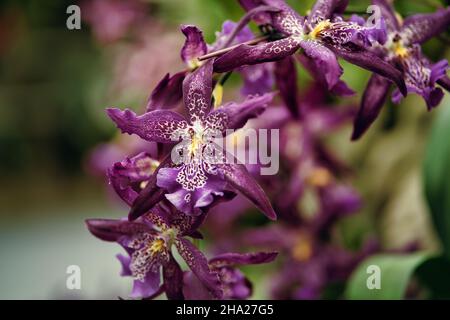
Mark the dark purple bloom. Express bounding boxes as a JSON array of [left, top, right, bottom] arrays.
[[213, 0, 407, 97], [352, 1, 450, 140], [183, 252, 278, 299], [86, 206, 222, 299], [147, 21, 274, 112], [107, 61, 277, 220], [107, 152, 161, 206]]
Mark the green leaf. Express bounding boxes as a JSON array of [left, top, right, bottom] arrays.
[[416, 256, 450, 299], [424, 104, 450, 259], [345, 253, 431, 300]]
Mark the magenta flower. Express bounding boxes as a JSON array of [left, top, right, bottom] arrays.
[[213, 0, 407, 97], [352, 0, 450, 140], [107, 61, 277, 220]]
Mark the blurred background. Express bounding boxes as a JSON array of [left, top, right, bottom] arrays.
[[0, 0, 449, 299]]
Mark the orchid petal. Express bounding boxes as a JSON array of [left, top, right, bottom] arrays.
[[130, 270, 161, 299], [308, 0, 349, 25], [437, 75, 450, 92], [117, 254, 132, 277], [108, 152, 158, 206], [181, 25, 207, 68], [401, 8, 450, 45], [329, 44, 407, 96], [162, 253, 185, 300], [352, 74, 391, 140], [107, 108, 188, 143], [218, 164, 277, 220], [183, 271, 214, 300], [206, 92, 276, 133], [209, 252, 278, 268], [300, 40, 344, 91], [85, 219, 151, 242], [183, 60, 214, 124], [238, 0, 274, 25], [274, 57, 300, 118], [297, 54, 355, 96], [372, 0, 400, 31], [146, 72, 186, 112], [214, 37, 302, 73], [128, 157, 175, 221], [175, 237, 223, 299]]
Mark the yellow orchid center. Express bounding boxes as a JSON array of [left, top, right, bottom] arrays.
[[394, 44, 409, 58], [148, 238, 166, 256], [292, 238, 313, 262], [309, 20, 332, 39], [187, 124, 205, 157], [307, 167, 333, 187]]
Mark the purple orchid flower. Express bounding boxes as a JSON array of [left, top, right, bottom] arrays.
[[213, 0, 407, 99], [107, 152, 161, 206], [183, 252, 278, 300], [351, 1, 450, 140], [146, 21, 274, 112], [107, 60, 277, 220], [86, 206, 221, 300]]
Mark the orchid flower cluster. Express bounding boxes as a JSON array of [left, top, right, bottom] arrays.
[[87, 0, 450, 300]]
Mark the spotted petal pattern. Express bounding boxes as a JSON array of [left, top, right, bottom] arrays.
[[107, 108, 188, 143], [175, 237, 223, 299], [308, 0, 349, 26], [183, 60, 214, 124], [214, 37, 302, 73], [401, 8, 450, 46], [206, 92, 275, 133], [330, 43, 407, 96]]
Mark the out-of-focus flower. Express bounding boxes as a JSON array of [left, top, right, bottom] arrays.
[[82, 0, 146, 44], [243, 225, 379, 299], [111, 24, 184, 99], [87, 134, 155, 178], [351, 0, 450, 140], [214, 0, 407, 98], [183, 252, 278, 299], [107, 61, 277, 220]]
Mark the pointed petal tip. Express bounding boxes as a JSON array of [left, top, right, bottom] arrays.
[[266, 208, 277, 221], [350, 128, 363, 142], [106, 107, 135, 134]]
